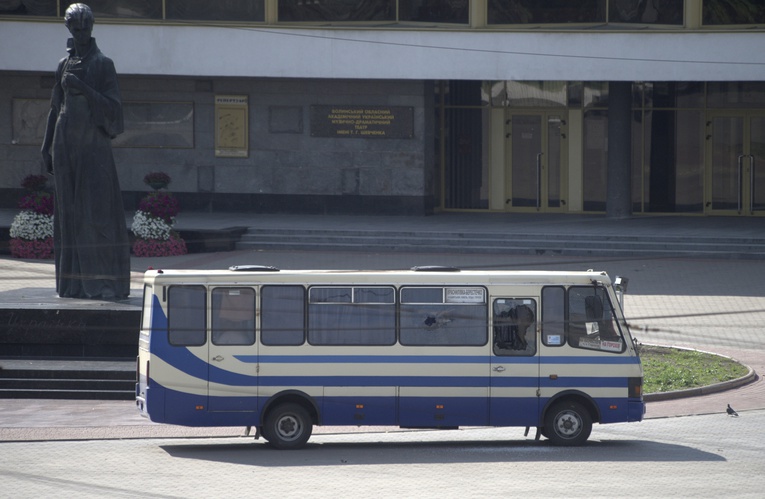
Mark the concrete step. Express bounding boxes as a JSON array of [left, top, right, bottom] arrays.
[[0, 388, 134, 401], [0, 360, 135, 401], [237, 229, 765, 259]]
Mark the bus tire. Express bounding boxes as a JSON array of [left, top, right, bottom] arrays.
[[544, 401, 592, 446], [262, 403, 313, 450]]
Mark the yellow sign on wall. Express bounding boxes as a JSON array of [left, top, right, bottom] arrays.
[[215, 95, 248, 157]]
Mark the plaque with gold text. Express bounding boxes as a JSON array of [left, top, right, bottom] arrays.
[[310, 105, 413, 139], [215, 95, 248, 157]]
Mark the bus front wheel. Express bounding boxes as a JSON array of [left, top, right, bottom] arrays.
[[262, 403, 313, 450], [544, 401, 592, 446]]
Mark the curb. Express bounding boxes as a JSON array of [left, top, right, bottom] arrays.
[[642, 344, 758, 402]]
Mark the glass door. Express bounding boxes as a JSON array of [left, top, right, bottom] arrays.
[[505, 111, 567, 212], [706, 113, 765, 215]]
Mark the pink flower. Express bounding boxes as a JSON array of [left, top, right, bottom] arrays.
[[18, 191, 54, 216], [137, 191, 180, 223], [131, 235, 187, 257], [9, 237, 54, 259]]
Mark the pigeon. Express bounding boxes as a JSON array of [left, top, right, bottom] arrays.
[[726, 404, 739, 417]]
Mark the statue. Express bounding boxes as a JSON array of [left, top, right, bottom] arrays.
[[41, 4, 131, 300]]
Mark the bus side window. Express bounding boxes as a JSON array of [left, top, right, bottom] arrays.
[[308, 286, 396, 346], [212, 287, 256, 346], [493, 298, 536, 356], [262, 285, 306, 346], [400, 287, 487, 346], [167, 285, 206, 346], [541, 286, 565, 347]]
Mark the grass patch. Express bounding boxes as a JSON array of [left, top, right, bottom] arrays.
[[641, 344, 749, 394]]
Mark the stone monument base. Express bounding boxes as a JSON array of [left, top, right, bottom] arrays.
[[0, 287, 140, 359]]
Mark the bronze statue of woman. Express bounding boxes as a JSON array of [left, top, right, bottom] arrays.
[[41, 4, 131, 299]]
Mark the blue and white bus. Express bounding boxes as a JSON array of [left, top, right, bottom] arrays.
[[136, 266, 644, 449]]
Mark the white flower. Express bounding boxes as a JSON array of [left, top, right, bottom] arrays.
[[10, 211, 54, 240], [131, 210, 173, 240]]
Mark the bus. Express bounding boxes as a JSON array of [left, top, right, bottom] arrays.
[[136, 265, 644, 449]]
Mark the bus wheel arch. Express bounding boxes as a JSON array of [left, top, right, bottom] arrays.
[[541, 392, 598, 446], [260, 391, 319, 450]]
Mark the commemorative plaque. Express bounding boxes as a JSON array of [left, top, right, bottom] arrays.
[[310, 105, 413, 139]]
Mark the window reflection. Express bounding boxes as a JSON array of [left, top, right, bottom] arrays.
[[399, 0, 468, 23], [489, 0, 606, 24], [166, 0, 264, 22], [708, 82, 765, 108], [58, 0, 162, 19], [584, 82, 609, 109], [609, 0, 683, 24], [1, 1, 56, 15], [703, 0, 765, 25], [279, 0, 395, 22], [583, 109, 608, 212]]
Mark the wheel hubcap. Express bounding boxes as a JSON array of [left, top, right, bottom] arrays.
[[277, 415, 300, 440], [556, 411, 581, 437]]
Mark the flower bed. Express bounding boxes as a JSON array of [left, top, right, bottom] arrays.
[[131, 172, 187, 257], [132, 234, 187, 257], [9, 175, 55, 260], [9, 236, 54, 260]]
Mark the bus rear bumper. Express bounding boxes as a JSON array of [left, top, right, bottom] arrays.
[[628, 400, 645, 422]]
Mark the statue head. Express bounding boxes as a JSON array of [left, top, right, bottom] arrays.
[[64, 4, 94, 47]]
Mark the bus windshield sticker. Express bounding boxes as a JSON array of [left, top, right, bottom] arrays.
[[546, 334, 562, 345], [601, 340, 623, 352], [578, 338, 623, 352]]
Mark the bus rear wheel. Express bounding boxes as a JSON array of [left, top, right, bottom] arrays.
[[544, 401, 592, 446], [262, 403, 313, 450]]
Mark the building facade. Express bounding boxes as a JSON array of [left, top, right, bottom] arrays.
[[1, 1, 764, 217]]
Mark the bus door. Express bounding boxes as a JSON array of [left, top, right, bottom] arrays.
[[489, 295, 540, 426], [397, 285, 490, 427], [207, 287, 259, 412]]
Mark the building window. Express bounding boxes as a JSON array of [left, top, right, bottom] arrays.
[[59, 0, 163, 19], [488, 0, 606, 25], [166, 0, 265, 22], [278, 0, 466, 23], [488, 0, 684, 26], [609, 0, 683, 24], [1, 1, 56, 15], [703, 0, 765, 25], [399, 0, 469, 24], [279, 0, 395, 22]]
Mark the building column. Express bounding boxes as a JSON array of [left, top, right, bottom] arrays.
[[606, 81, 632, 219]]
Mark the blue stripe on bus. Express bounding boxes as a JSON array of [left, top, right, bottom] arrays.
[[147, 382, 640, 428], [241, 355, 639, 365], [252, 375, 627, 388], [242, 355, 491, 364]]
